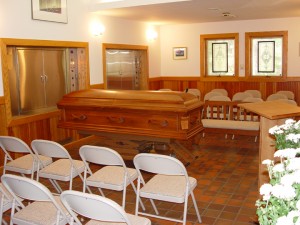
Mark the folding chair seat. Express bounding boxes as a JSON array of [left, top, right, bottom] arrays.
[[133, 153, 201, 225], [31, 139, 86, 193], [79, 145, 144, 210], [0, 136, 52, 179], [1, 174, 71, 225], [61, 190, 151, 225]]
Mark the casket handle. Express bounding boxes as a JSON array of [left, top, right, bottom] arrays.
[[71, 114, 87, 121], [107, 116, 125, 123], [148, 119, 169, 127]]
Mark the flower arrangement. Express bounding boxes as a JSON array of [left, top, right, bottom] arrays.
[[256, 119, 300, 225]]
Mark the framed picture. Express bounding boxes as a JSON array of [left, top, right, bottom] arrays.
[[173, 47, 187, 60], [32, 0, 68, 23]]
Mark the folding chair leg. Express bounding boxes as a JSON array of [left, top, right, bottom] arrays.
[[135, 178, 158, 215], [191, 192, 202, 223], [149, 199, 159, 215], [130, 180, 145, 211], [79, 173, 92, 194], [49, 179, 63, 193], [97, 187, 105, 197]]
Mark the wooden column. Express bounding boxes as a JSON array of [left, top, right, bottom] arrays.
[[239, 101, 300, 189]]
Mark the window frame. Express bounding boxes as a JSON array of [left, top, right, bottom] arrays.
[[245, 31, 288, 78], [200, 33, 239, 77]]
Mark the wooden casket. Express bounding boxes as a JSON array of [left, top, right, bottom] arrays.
[[57, 89, 204, 140]]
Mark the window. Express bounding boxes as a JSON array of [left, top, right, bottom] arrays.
[[200, 33, 239, 77], [245, 31, 287, 77]]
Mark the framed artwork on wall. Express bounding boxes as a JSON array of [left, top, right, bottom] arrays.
[[173, 47, 187, 60], [32, 0, 68, 23]]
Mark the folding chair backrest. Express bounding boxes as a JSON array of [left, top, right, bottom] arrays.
[[61, 190, 131, 224], [79, 145, 124, 166], [0, 136, 32, 155], [2, 174, 56, 202], [134, 153, 186, 176], [203, 91, 222, 101], [31, 139, 70, 159], [244, 90, 262, 98]]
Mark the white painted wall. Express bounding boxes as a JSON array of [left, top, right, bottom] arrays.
[[1, 1, 300, 97], [160, 17, 300, 77], [0, 0, 160, 96]]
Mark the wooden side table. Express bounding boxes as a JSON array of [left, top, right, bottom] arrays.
[[239, 101, 300, 189]]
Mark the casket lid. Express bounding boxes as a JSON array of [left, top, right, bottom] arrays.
[[57, 89, 202, 111]]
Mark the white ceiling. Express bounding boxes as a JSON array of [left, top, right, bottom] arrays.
[[89, 0, 300, 25]]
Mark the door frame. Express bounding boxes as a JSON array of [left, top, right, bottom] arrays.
[[102, 43, 149, 90]]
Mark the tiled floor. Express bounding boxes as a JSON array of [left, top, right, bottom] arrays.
[[2, 133, 260, 224]]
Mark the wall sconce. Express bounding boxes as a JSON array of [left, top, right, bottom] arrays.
[[91, 22, 105, 37], [147, 29, 158, 41]]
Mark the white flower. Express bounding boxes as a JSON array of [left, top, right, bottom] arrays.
[[260, 183, 273, 196], [274, 148, 299, 159], [296, 200, 300, 209], [258, 119, 300, 225], [293, 171, 300, 183], [273, 163, 285, 173], [286, 158, 300, 171], [295, 120, 300, 129], [276, 215, 293, 225], [272, 184, 296, 200], [287, 210, 300, 220], [286, 134, 300, 143], [285, 119, 296, 125], [269, 125, 281, 135], [262, 159, 273, 165], [281, 174, 296, 186]]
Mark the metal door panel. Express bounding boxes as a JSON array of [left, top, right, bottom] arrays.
[[43, 49, 66, 107], [17, 49, 45, 113]]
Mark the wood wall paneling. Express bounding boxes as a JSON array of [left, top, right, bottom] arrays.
[[149, 77, 300, 105]]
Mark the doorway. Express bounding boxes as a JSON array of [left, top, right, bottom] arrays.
[[102, 43, 149, 90]]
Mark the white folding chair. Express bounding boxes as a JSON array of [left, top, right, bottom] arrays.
[[185, 88, 201, 100], [232, 92, 252, 102], [133, 153, 201, 225], [242, 97, 264, 103], [278, 99, 297, 106], [0, 183, 19, 225], [79, 145, 144, 210], [203, 91, 222, 101], [211, 88, 228, 96], [266, 93, 288, 101], [1, 174, 70, 225], [0, 136, 52, 179], [276, 90, 295, 100], [31, 139, 86, 193], [60, 190, 151, 225], [244, 90, 262, 98]]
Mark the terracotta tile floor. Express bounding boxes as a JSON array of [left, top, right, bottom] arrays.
[[2, 133, 259, 224]]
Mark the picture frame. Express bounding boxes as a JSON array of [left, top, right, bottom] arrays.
[[173, 47, 187, 60], [32, 0, 68, 23]]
